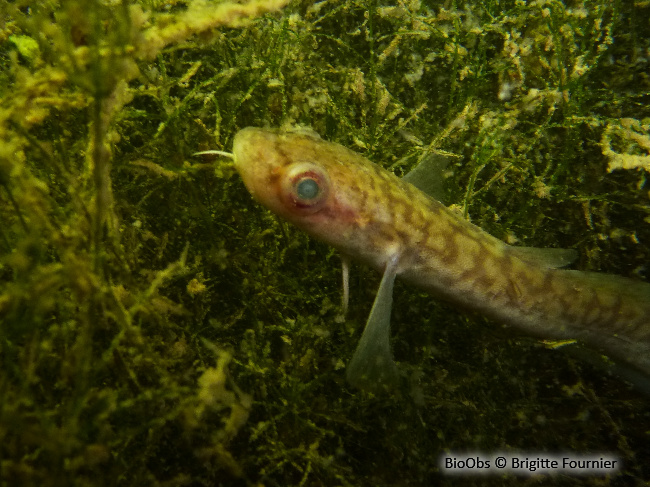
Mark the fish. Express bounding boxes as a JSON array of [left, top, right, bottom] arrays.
[[230, 126, 650, 390]]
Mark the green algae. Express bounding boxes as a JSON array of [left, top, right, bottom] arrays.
[[0, 0, 649, 486]]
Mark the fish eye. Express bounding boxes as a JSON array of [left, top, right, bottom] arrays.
[[296, 177, 320, 200], [282, 162, 329, 213]]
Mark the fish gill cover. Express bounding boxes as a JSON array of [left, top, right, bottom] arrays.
[[0, 0, 649, 486]]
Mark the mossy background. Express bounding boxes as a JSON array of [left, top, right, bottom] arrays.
[[1, 0, 649, 485]]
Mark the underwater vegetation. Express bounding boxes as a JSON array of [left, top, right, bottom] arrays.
[[0, 0, 649, 485]]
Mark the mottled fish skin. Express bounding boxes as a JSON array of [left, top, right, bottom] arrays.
[[232, 127, 650, 378]]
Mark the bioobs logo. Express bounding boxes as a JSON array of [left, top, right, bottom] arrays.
[[441, 455, 491, 472]]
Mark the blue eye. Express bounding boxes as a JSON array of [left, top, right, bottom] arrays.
[[283, 162, 329, 213], [296, 178, 320, 200]]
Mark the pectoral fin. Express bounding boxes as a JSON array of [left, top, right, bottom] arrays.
[[346, 258, 400, 390]]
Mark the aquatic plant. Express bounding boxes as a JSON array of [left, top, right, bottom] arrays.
[[1, 0, 649, 485]]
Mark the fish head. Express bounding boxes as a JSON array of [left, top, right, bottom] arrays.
[[233, 127, 329, 217], [232, 127, 366, 245], [232, 126, 419, 268]]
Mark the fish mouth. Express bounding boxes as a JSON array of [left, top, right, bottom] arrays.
[[232, 127, 290, 212], [232, 127, 274, 199], [232, 127, 266, 172]]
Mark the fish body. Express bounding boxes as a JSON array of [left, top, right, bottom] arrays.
[[232, 127, 650, 388]]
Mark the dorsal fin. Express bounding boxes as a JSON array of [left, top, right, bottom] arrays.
[[508, 246, 578, 269], [402, 153, 451, 204]]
